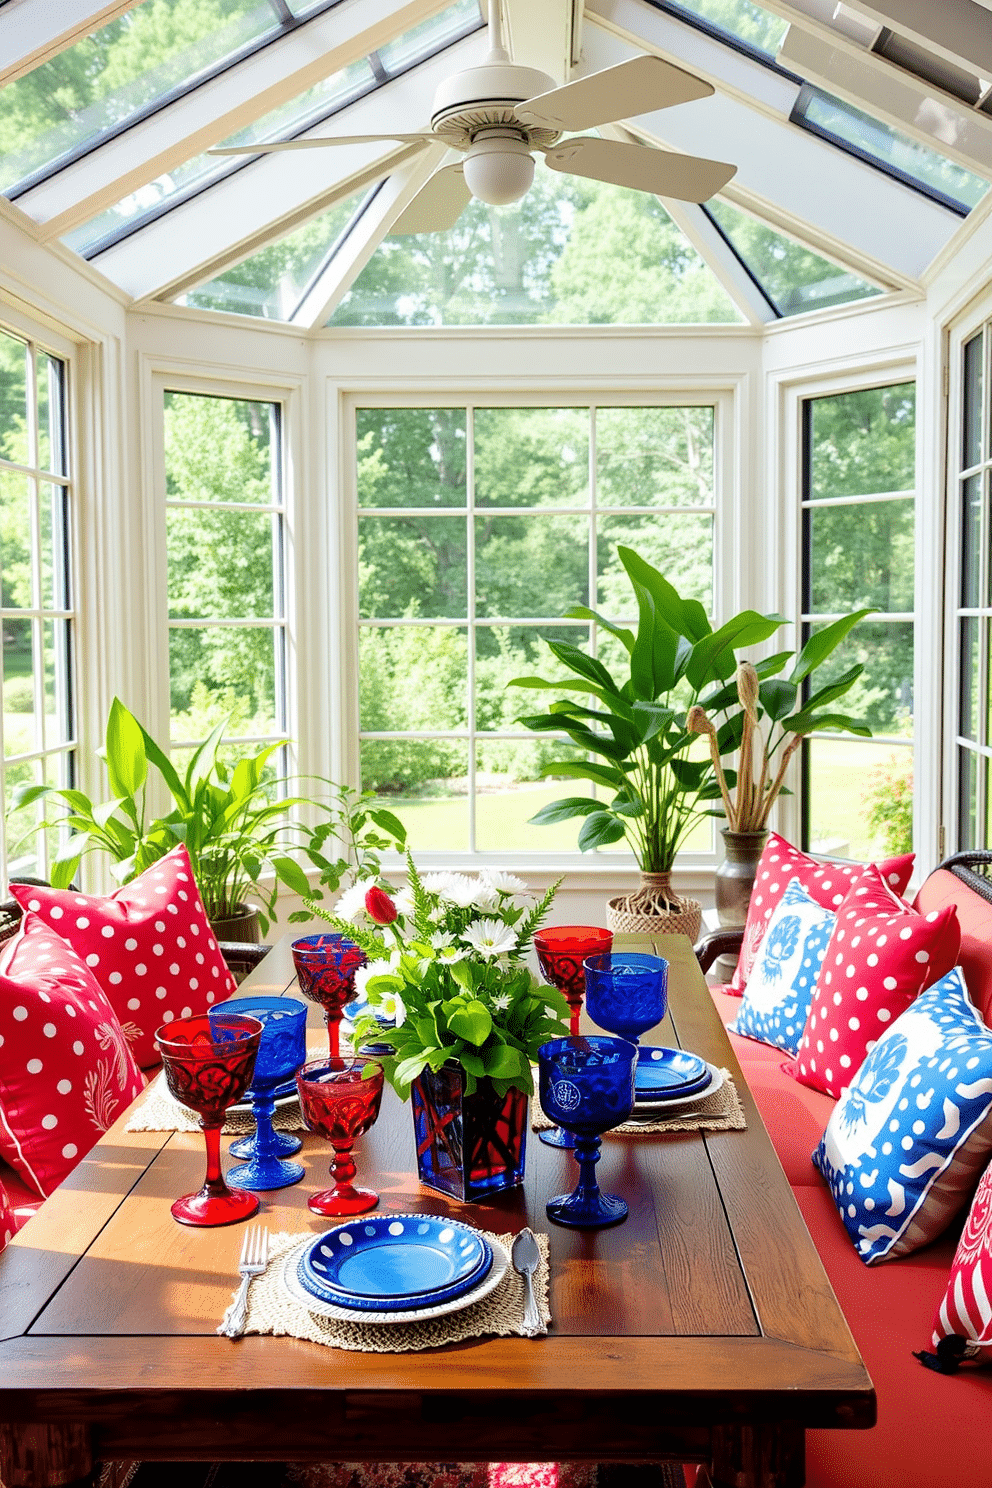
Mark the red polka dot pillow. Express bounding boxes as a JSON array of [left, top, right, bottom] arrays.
[[729, 833, 915, 993], [11, 845, 238, 1069], [0, 1173, 12, 1252], [789, 863, 961, 1097], [0, 914, 144, 1197]]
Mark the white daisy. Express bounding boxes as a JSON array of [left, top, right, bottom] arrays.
[[377, 988, 406, 1027], [333, 878, 378, 924], [491, 992, 513, 1011], [441, 875, 481, 909], [461, 919, 519, 959], [353, 955, 399, 999], [480, 869, 528, 895]]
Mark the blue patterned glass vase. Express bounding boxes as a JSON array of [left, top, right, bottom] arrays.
[[411, 1063, 527, 1202]]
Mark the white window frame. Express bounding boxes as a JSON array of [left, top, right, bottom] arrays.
[[0, 307, 79, 886], [338, 381, 741, 871]]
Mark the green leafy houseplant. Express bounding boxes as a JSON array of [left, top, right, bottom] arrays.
[[304, 857, 569, 1099], [508, 546, 786, 918], [13, 698, 407, 935]]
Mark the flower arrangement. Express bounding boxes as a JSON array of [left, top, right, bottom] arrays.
[[303, 857, 568, 1100]]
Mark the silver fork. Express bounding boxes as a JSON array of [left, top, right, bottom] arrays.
[[217, 1225, 269, 1339]]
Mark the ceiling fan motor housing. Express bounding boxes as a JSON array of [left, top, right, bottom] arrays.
[[431, 63, 561, 149]]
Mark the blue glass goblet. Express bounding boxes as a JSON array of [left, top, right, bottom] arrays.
[[211, 995, 308, 1192], [538, 1035, 637, 1228], [583, 952, 668, 1045]]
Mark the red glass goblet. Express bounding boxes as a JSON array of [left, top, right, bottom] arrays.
[[296, 1055, 385, 1217], [533, 926, 613, 1151], [292, 933, 368, 1059], [156, 1013, 263, 1227]]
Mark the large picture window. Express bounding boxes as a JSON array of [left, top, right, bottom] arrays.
[[354, 401, 719, 857], [800, 382, 916, 859], [163, 390, 287, 770], [0, 324, 75, 882]]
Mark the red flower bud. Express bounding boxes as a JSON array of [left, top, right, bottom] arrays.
[[365, 886, 398, 925]]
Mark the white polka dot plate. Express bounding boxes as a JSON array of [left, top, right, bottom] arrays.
[[279, 1227, 510, 1324], [298, 1213, 493, 1310]]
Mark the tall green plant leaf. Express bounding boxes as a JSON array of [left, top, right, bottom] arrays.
[[788, 609, 875, 684], [105, 699, 147, 801]]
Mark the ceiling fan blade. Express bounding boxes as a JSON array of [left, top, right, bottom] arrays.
[[391, 165, 472, 234], [209, 134, 434, 156], [516, 56, 713, 133], [544, 136, 736, 202]]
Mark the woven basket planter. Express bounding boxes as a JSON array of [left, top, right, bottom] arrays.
[[606, 871, 702, 943]]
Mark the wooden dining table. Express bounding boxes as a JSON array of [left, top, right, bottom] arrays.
[[0, 931, 874, 1488]]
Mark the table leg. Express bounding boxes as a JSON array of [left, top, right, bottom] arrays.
[[0, 1422, 93, 1487], [707, 1421, 805, 1488]]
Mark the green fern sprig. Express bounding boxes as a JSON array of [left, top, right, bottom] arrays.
[[298, 897, 387, 959], [514, 876, 562, 951], [405, 850, 436, 940]]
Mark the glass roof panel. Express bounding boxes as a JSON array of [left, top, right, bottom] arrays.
[[706, 198, 881, 316], [328, 173, 743, 327], [61, 0, 482, 260], [649, 0, 788, 60], [795, 87, 990, 213], [175, 184, 372, 318], [0, 0, 292, 196], [62, 56, 374, 257]]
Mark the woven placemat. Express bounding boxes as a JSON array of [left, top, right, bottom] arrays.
[[125, 1071, 307, 1134], [223, 1228, 550, 1353], [532, 1069, 744, 1135]]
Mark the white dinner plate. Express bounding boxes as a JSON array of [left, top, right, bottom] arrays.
[[279, 1230, 510, 1324], [627, 1061, 724, 1115]]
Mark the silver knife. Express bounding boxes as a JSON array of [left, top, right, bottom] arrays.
[[511, 1226, 546, 1336]]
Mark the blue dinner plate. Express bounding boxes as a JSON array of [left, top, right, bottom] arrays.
[[635, 1046, 711, 1101], [297, 1215, 493, 1313]]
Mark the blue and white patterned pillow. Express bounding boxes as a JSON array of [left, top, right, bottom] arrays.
[[729, 877, 834, 1055], [813, 966, 992, 1264]]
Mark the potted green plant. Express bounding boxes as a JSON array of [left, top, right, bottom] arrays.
[[12, 698, 407, 939], [508, 545, 785, 938], [304, 857, 569, 1201]]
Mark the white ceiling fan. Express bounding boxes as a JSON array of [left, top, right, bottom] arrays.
[[211, 4, 737, 234]]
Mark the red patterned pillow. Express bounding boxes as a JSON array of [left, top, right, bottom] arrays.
[[932, 1155, 992, 1359], [11, 844, 238, 1069], [0, 1173, 12, 1252], [730, 833, 915, 993], [0, 915, 144, 1197], [790, 864, 961, 1097]]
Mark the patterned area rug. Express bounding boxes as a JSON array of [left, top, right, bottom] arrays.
[[98, 1461, 686, 1487]]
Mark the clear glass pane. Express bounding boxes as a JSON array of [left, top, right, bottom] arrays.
[[962, 474, 983, 607], [808, 738, 913, 859], [667, 0, 788, 56], [178, 189, 369, 320], [2, 616, 37, 756], [63, 61, 375, 257], [809, 383, 916, 498], [330, 176, 743, 327], [164, 393, 275, 503], [360, 740, 469, 851], [707, 199, 879, 316], [42, 750, 76, 880], [959, 746, 978, 849], [808, 499, 915, 613], [473, 739, 591, 852], [807, 618, 914, 734], [167, 509, 275, 620], [358, 517, 467, 619], [357, 409, 466, 508], [0, 329, 28, 466], [377, 0, 481, 71], [0, 468, 33, 609], [475, 623, 591, 730], [963, 330, 984, 469], [799, 89, 989, 211], [960, 616, 979, 740], [359, 625, 468, 735], [0, 0, 282, 196], [474, 408, 588, 508], [40, 481, 71, 612], [598, 513, 713, 614], [597, 407, 714, 508], [4, 756, 43, 879], [475, 513, 589, 618], [169, 626, 279, 736], [42, 618, 72, 750]]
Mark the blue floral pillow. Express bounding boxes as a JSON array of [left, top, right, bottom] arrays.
[[728, 877, 834, 1054], [813, 966, 992, 1264]]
